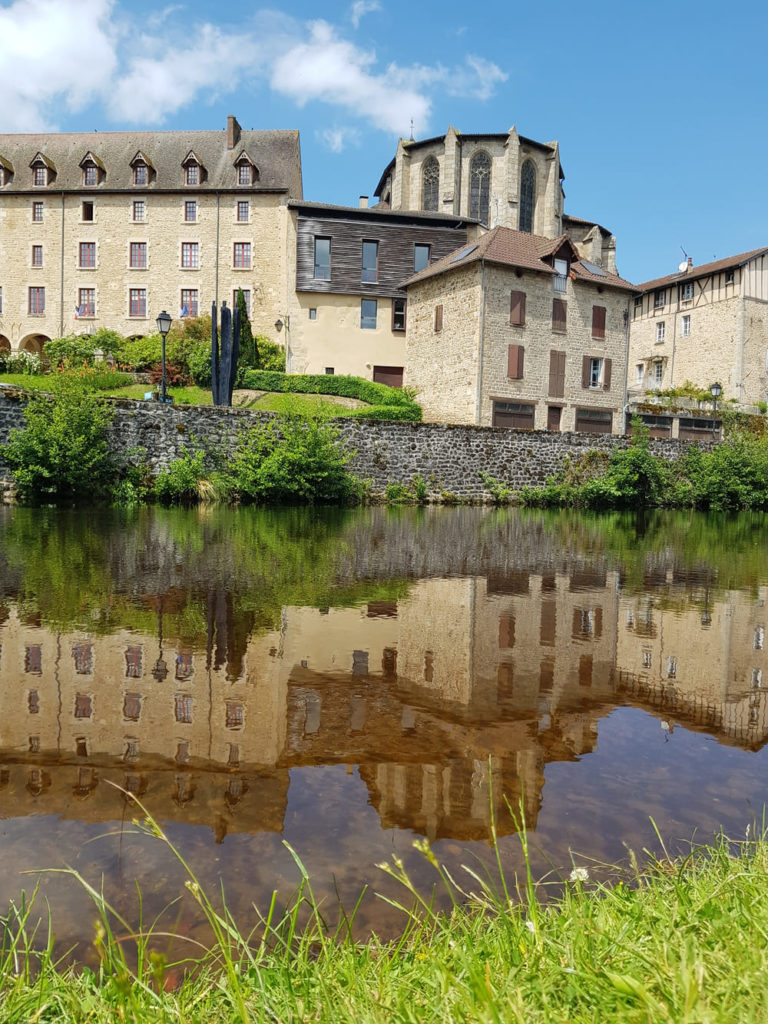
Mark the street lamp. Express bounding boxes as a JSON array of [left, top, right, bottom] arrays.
[[274, 315, 292, 372], [156, 310, 173, 403], [709, 381, 722, 439]]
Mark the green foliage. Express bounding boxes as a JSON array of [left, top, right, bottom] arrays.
[[154, 447, 208, 506], [239, 369, 422, 419], [113, 334, 162, 372], [479, 471, 513, 505], [647, 379, 715, 405], [257, 335, 286, 372], [1, 376, 117, 505], [235, 288, 259, 369], [386, 476, 430, 504], [0, 350, 44, 375], [45, 329, 125, 368], [186, 341, 212, 387]]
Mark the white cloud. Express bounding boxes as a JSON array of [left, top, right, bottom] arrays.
[[316, 126, 361, 153], [350, 0, 381, 29]]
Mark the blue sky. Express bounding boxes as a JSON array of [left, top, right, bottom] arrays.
[[1, 0, 765, 283]]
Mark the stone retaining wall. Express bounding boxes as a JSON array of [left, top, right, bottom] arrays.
[[0, 390, 710, 502]]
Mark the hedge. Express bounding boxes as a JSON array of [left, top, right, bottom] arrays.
[[239, 370, 422, 420]]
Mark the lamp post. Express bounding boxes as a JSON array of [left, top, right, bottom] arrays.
[[156, 310, 172, 403], [274, 315, 292, 373], [709, 381, 722, 439]]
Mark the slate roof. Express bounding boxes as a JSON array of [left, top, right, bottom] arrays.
[[401, 225, 637, 292], [0, 128, 301, 193], [289, 199, 477, 227], [636, 248, 768, 292]]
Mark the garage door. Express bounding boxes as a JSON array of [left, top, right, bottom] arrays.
[[373, 366, 404, 388], [492, 401, 535, 430]]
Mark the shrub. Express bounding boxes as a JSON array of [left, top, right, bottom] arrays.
[[257, 337, 286, 372], [479, 471, 513, 505], [114, 335, 163, 372], [187, 342, 212, 387], [0, 350, 44, 375], [45, 329, 124, 369], [155, 448, 208, 506], [238, 370, 421, 419]]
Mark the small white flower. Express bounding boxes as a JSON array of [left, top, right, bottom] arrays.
[[569, 867, 589, 882], [525, 919, 536, 933]]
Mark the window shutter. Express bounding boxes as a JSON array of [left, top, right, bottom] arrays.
[[582, 355, 591, 389], [510, 290, 526, 326], [552, 298, 567, 333], [549, 350, 565, 397], [591, 305, 606, 339], [508, 344, 524, 379], [434, 304, 443, 332], [603, 357, 612, 390]]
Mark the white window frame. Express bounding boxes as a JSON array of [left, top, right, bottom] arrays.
[[681, 281, 694, 301], [656, 321, 665, 343], [589, 357, 603, 389], [681, 314, 691, 337], [554, 258, 568, 293]]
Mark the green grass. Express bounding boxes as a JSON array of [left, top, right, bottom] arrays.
[[106, 382, 213, 405], [2, 801, 768, 1022], [243, 392, 359, 417], [0, 373, 59, 392]]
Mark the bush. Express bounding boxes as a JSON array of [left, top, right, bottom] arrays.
[[45, 329, 125, 369], [0, 350, 44, 375], [113, 335, 163, 372], [187, 342, 212, 387], [155, 448, 208, 506], [257, 337, 286, 372], [238, 370, 421, 419]]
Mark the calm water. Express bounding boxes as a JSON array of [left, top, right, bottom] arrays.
[[1, 504, 767, 958]]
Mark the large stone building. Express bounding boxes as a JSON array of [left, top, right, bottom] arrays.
[[402, 226, 637, 431], [0, 116, 302, 353]]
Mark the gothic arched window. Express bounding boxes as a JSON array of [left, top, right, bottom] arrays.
[[519, 160, 536, 233], [469, 151, 491, 224], [422, 157, 439, 211]]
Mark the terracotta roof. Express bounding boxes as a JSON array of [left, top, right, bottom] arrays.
[[636, 248, 768, 292], [0, 127, 301, 193], [401, 225, 637, 292]]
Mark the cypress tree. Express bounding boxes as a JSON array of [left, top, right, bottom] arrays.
[[235, 288, 259, 369]]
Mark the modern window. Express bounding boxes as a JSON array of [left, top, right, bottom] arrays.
[[79, 242, 96, 268], [233, 288, 250, 315], [28, 287, 45, 315], [725, 270, 735, 284], [82, 201, 94, 222], [361, 298, 377, 329], [591, 305, 606, 339], [361, 240, 378, 283], [184, 200, 197, 222], [83, 164, 97, 186], [309, 307, 317, 320], [134, 163, 147, 186], [554, 258, 568, 293], [434, 304, 443, 332], [656, 321, 665, 343], [237, 200, 249, 222], [175, 694, 193, 724], [414, 243, 431, 273], [422, 156, 439, 211], [185, 163, 199, 186], [129, 288, 147, 317], [129, 242, 147, 268], [654, 289, 666, 309], [510, 290, 526, 326], [313, 237, 331, 280], [633, 295, 643, 319], [132, 200, 145, 222], [32, 201, 43, 222], [181, 288, 198, 317], [181, 241, 199, 268], [519, 160, 536, 233], [233, 242, 251, 269], [681, 314, 691, 337], [33, 164, 47, 186], [78, 288, 95, 317], [681, 281, 694, 301], [392, 298, 406, 331], [469, 151, 491, 223], [237, 162, 252, 185], [32, 245, 43, 267], [125, 647, 143, 677], [552, 298, 567, 332]]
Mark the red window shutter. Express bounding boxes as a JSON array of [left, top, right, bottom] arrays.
[[552, 298, 567, 333], [592, 305, 606, 339], [549, 350, 565, 397], [582, 355, 591, 389], [508, 344, 524, 379], [510, 290, 526, 326], [603, 357, 612, 390], [434, 304, 443, 332]]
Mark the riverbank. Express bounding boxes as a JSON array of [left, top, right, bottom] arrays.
[[2, 825, 767, 1023]]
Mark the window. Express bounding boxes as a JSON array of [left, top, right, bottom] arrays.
[[654, 361, 663, 384], [78, 288, 95, 317], [83, 164, 97, 186], [549, 350, 566, 397], [755, 626, 765, 650], [237, 200, 249, 222], [123, 693, 141, 722], [184, 200, 197, 222], [325, 367, 335, 375], [554, 258, 568, 293], [656, 321, 665, 343], [32, 245, 43, 267], [469, 151, 491, 223], [226, 701, 244, 729], [33, 164, 47, 186], [74, 693, 92, 719], [25, 645, 42, 673], [510, 290, 526, 326], [666, 657, 677, 679], [125, 646, 143, 677], [633, 295, 642, 319], [654, 289, 666, 308], [79, 242, 96, 268], [575, 408, 613, 434], [313, 237, 331, 280], [589, 357, 603, 388], [492, 401, 535, 429], [309, 308, 317, 320], [132, 200, 145, 222], [681, 314, 691, 337], [134, 163, 147, 186], [237, 162, 251, 185], [82, 201, 94, 221], [180, 288, 198, 317], [233, 242, 251, 268], [583, 355, 612, 390], [181, 241, 199, 268], [725, 270, 735, 284], [32, 201, 43, 222], [434, 304, 443, 332], [392, 297, 407, 331], [681, 281, 693, 301], [129, 288, 146, 317], [636, 363, 644, 382], [28, 287, 45, 315], [507, 344, 524, 379], [28, 690, 39, 714], [422, 156, 439, 211], [591, 305, 606, 339], [175, 694, 193, 724], [129, 242, 147, 268], [185, 163, 199, 186], [362, 240, 378, 283], [552, 298, 567, 332], [175, 652, 194, 681], [519, 160, 536, 233], [233, 288, 251, 315], [414, 243, 431, 273], [361, 298, 377, 329]]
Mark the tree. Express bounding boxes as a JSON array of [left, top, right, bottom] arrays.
[[235, 288, 259, 369]]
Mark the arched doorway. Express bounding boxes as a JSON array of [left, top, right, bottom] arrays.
[[0, 335, 10, 354], [19, 334, 50, 356]]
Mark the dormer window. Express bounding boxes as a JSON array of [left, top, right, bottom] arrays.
[[134, 163, 147, 186], [83, 163, 97, 186], [234, 152, 258, 186], [33, 164, 47, 186], [186, 163, 199, 186], [237, 163, 251, 185], [554, 258, 569, 293]]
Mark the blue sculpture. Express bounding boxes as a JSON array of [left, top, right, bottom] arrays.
[[211, 300, 241, 407]]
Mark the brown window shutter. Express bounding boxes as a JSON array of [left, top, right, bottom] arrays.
[[552, 298, 567, 333], [510, 290, 526, 326], [549, 350, 565, 397], [582, 355, 591, 389], [603, 357, 612, 390], [508, 344, 524, 379], [592, 305, 606, 339], [434, 304, 443, 332]]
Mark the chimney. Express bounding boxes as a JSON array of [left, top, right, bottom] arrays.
[[227, 115, 241, 150], [359, 195, 369, 208], [688, 256, 693, 269]]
